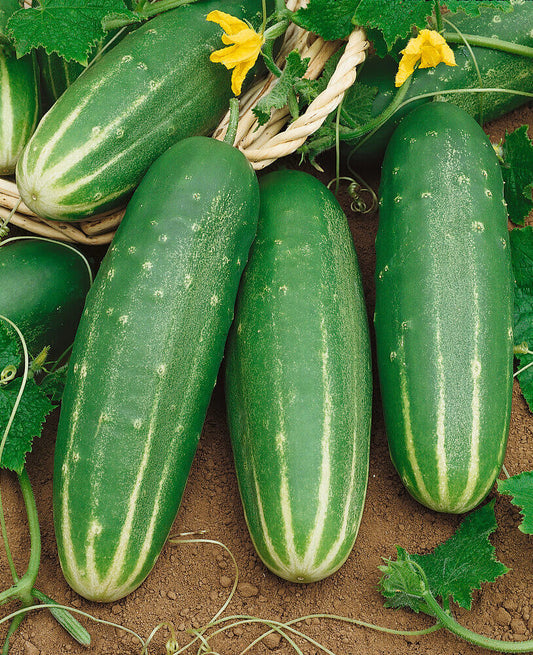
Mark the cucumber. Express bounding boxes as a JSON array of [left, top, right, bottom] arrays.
[[37, 50, 85, 113], [225, 170, 372, 582], [53, 136, 260, 602], [37, 28, 135, 112], [0, 1, 40, 175], [16, 0, 266, 222], [374, 102, 513, 514], [0, 237, 92, 359], [346, 0, 533, 163]]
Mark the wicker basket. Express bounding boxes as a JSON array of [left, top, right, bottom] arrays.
[[1, 2, 367, 245]]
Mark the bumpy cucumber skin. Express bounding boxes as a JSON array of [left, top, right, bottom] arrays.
[[348, 0, 533, 162], [374, 102, 513, 514], [16, 0, 265, 221], [225, 170, 372, 583], [53, 137, 259, 602], [0, 50, 39, 175], [0, 238, 91, 358]]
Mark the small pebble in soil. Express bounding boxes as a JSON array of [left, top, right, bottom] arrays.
[[220, 575, 232, 587], [24, 641, 39, 655], [238, 582, 259, 597], [263, 633, 282, 650], [167, 590, 177, 600], [495, 607, 512, 626]]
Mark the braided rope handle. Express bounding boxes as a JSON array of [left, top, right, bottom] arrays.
[[213, 27, 368, 169]]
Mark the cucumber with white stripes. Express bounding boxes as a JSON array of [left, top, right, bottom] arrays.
[[53, 136, 260, 602], [0, 0, 39, 174], [16, 0, 265, 221], [374, 102, 513, 514], [225, 170, 372, 582]]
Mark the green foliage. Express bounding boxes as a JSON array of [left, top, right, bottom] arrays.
[[501, 126, 533, 226], [0, 322, 56, 474], [0, 377, 54, 473], [254, 51, 309, 125], [379, 502, 508, 613], [498, 471, 533, 534], [510, 226, 533, 411], [7, 0, 137, 64], [292, 0, 512, 52]]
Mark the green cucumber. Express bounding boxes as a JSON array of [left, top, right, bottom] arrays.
[[37, 51, 85, 113], [0, 1, 39, 175], [53, 136, 259, 602], [225, 170, 372, 582], [16, 0, 266, 222], [346, 0, 533, 163], [0, 237, 92, 358], [374, 102, 513, 514]]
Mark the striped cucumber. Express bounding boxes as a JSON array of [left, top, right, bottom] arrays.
[[53, 136, 259, 602], [0, 237, 92, 358], [347, 0, 533, 163], [225, 170, 372, 582], [0, 0, 39, 174], [16, 0, 266, 222], [374, 102, 513, 514]]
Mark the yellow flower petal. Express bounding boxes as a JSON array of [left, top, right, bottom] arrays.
[[207, 10, 264, 96], [395, 29, 456, 87], [206, 10, 250, 36]]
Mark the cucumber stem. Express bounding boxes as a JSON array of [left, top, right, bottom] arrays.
[[443, 32, 533, 59], [224, 98, 240, 146], [422, 591, 533, 652]]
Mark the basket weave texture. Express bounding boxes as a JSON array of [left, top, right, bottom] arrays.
[[1, 1, 367, 244]]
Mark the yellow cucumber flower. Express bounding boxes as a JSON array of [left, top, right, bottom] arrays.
[[207, 10, 264, 96], [395, 29, 456, 87]]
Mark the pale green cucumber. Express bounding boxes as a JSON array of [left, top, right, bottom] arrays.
[[53, 136, 260, 602], [374, 102, 514, 514], [16, 0, 266, 221], [0, 1, 39, 174], [225, 170, 372, 582]]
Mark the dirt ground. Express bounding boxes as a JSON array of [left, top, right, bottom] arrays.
[[0, 103, 531, 655]]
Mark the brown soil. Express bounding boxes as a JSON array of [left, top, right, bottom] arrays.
[[1, 104, 532, 655]]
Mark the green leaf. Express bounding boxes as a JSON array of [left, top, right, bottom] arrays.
[[292, 0, 357, 41], [501, 126, 533, 226], [379, 502, 508, 613], [510, 226, 533, 411], [0, 378, 54, 473], [253, 51, 309, 126], [39, 364, 68, 404], [7, 0, 138, 64], [379, 546, 432, 615], [353, 0, 434, 52], [498, 472, 533, 534], [0, 321, 20, 373]]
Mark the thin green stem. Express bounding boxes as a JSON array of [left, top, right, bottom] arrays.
[[514, 358, 533, 378], [433, 0, 443, 33], [423, 591, 533, 652], [0, 199, 21, 239], [334, 100, 343, 195], [444, 17, 484, 123], [443, 32, 533, 59], [2, 612, 25, 655], [224, 98, 240, 146], [260, 0, 267, 34], [139, 0, 198, 19], [16, 469, 41, 602], [344, 87, 533, 142]]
